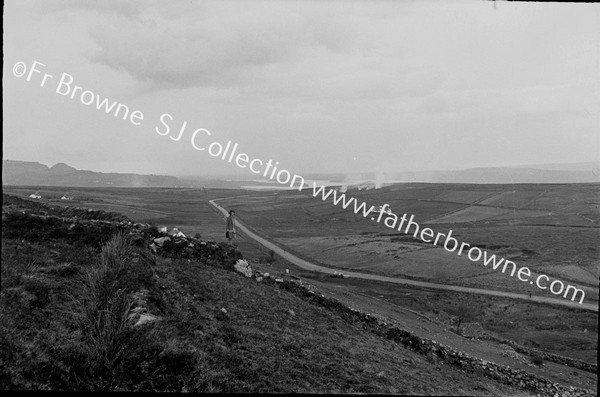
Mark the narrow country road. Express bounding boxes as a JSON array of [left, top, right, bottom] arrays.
[[209, 198, 598, 312]]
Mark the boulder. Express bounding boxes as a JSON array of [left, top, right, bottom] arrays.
[[135, 313, 158, 327], [171, 227, 186, 238], [234, 259, 253, 278], [153, 236, 171, 247]]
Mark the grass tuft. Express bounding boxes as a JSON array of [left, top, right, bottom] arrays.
[[69, 232, 136, 389]]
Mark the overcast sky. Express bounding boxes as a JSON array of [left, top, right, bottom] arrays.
[[3, 0, 599, 177]]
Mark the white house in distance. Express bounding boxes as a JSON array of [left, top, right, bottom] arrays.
[[61, 195, 74, 200], [29, 192, 42, 199]]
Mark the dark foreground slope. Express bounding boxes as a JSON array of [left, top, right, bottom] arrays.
[[0, 194, 588, 394]]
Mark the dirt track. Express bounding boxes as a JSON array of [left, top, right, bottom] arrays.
[[210, 198, 598, 313]]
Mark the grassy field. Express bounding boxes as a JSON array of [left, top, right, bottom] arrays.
[[213, 183, 599, 296], [2, 193, 546, 394], [204, 182, 600, 366], [3, 183, 598, 375]]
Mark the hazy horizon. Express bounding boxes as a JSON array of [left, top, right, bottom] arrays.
[[4, 158, 600, 182], [4, 1, 599, 178]]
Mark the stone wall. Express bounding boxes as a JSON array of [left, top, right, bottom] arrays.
[[480, 334, 597, 374], [273, 277, 596, 397]]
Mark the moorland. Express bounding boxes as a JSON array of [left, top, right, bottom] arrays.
[[2, 183, 598, 393]]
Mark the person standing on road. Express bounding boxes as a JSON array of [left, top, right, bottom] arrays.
[[226, 209, 236, 246]]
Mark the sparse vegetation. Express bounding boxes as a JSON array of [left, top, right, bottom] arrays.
[[259, 249, 276, 264], [0, 193, 542, 394], [530, 354, 544, 367], [452, 304, 480, 335], [2, 184, 597, 394], [68, 232, 136, 389]]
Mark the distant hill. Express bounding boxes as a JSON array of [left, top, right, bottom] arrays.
[[506, 161, 600, 172], [385, 163, 600, 184], [244, 163, 600, 187], [2, 160, 184, 187]]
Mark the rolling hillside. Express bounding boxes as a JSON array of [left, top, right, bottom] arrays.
[[2, 193, 590, 394]]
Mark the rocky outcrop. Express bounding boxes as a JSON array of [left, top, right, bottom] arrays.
[[148, 230, 242, 268]]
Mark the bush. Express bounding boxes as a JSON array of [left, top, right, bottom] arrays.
[[530, 355, 544, 367], [452, 304, 480, 335], [259, 250, 276, 264]]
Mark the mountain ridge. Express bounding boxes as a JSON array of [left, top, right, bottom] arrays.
[[4, 159, 600, 188], [2, 160, 183, 188]]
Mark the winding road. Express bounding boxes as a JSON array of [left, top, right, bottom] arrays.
[[210, 198, 598, 312]]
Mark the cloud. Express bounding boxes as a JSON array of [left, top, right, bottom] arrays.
[[38, 0, 149, 19], [48, 0, 432, 101], [83, 2, 355, 89], [417, 83, 598, 121]]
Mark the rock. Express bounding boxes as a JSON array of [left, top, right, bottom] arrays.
[[135, 313, 158, 327], [234, 259, 253, 277], [171, 227, 186, 238], [153, 236, 171, 247], [264, 272, 270, 278], [288, 309, 295, 316], [159, 226, 168, 233], [275, 278, 283, 283], [130, 306, 144, 314], [221, 308, 227, 314], [256, 277, 263, 282]]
